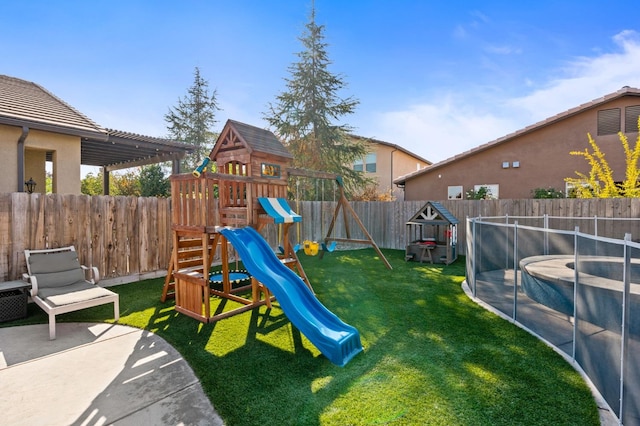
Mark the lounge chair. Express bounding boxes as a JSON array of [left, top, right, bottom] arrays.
[[23, 246, 119, 339]]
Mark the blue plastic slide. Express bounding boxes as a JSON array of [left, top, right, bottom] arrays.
[[219, 226, 363, 367]]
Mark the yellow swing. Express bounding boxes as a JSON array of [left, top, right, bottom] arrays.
[[301, 178, 320, 255], [302, 178, 337, 255]]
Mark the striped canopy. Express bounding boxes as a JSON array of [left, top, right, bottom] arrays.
[[258, 197, 302, 223]]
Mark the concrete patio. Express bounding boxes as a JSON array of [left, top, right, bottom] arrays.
[[0, 322, 224, 425]]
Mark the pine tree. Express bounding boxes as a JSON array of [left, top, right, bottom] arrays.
[[165, 67, 220, 171], [264, 6, 371, 195], [140, 164, 170, 197]]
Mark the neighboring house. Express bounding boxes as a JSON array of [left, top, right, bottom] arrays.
[[395, 86, 640, 201], [0, 75, 194, 195], [350, 135, 431, 200]]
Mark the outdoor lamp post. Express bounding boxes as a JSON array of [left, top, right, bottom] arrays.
[[25, 177, 36, 194]]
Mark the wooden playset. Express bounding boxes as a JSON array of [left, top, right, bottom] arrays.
[[161, 119, 390, 323]]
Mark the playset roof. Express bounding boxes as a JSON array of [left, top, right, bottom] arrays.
[[407, 201, 459, 225]]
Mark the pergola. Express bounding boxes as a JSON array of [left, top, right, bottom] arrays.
[[80, 129, 196, 194], [0, 74, 195, 195]]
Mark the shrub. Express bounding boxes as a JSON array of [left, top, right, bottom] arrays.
[[532, 187, 564, 199]]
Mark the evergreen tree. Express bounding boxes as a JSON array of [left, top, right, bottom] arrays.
[[140, 164, 170, 197], [165, 67, 220, 171], [264, 6, 371, 195]]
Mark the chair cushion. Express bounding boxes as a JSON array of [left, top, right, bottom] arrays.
[[38, 281, 95, 299], [38, 282, 116, 307], [28, 251, 85, 288]]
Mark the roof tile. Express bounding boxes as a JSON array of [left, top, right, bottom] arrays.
[[0, 74, 104, 135]]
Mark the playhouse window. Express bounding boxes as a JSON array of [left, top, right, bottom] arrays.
[[261, 163, 281, 178]]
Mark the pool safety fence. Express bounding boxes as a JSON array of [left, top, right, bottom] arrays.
[[466, 214, 640, 425]]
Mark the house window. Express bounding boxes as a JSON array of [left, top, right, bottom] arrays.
[[365, 153, 377, 173], [473, 184, 499, 199], [448, 186, 463, 200], [597, 108, 621, 135], [354, 153, 377, 173], [625, 105, 640, 133]]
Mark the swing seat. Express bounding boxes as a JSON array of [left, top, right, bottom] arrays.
[[303, 240, 319, 256], [322, 241, 337, 252], [279, 244, 302, 254]]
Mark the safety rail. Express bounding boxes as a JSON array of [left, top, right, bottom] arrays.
[[170, 172, 288, 230]]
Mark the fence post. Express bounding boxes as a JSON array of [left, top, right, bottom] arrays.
[[505, 215, 510, 269], [544, 214, 549, 256], [513, 220, 519, 321], [620, 233, 632, 421], [471, 217, 477, 297], [572, 226, 579, 361]]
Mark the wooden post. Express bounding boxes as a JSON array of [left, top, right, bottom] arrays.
[[319, 180, 392, 270]]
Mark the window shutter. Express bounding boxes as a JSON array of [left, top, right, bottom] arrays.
[[597, 108, 621, 135], [625, 105, 640, 133]]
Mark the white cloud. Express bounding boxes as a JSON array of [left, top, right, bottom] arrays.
[[369, 95, 518, 163], [509, 30, 640, 122], [370, 30, 640, 164]]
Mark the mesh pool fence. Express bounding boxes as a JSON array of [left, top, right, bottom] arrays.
[[466, 215, 640, 425]]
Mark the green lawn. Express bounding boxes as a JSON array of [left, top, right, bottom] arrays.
[[6, 249, 599, 425]]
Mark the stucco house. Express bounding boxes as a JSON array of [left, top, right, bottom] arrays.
[[0, 75, 194, 195], [395, 86, 640, 201], [350, 135, 431, 200]]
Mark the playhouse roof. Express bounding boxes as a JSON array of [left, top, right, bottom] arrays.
[[407, 201, 459, 225], [210, 119, 293, 161]]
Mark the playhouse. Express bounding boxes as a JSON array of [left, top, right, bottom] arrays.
[[405, 201, 458, 264]]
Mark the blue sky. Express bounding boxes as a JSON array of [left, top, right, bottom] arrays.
[[3, 0, 640, 166]]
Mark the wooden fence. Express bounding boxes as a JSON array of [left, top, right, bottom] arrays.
[[0, 193, 172, 283], [293, 197, 640, 254], [3, 193, 640, 283]]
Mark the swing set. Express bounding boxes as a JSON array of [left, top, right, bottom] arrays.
[[288, 168, 392, 269], [294, 175, 335, 255]]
